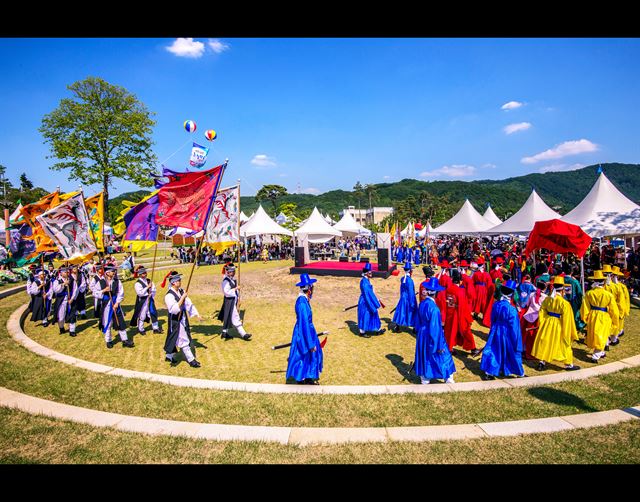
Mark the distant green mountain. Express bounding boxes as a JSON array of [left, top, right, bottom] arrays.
[[108, 163, 640, 227]]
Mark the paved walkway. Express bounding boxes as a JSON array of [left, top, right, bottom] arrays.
[[0, 385, 637, 445], [9, 303, 640, 395]]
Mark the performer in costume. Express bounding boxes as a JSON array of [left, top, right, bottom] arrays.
[[517, 274, 536, 311], [286, 273, 323, 385], [413, 246, 422, 266], [70, 265, 88, 320], [89, 265, 105, 330], [414, 277, 456, 384], [435, 260, 451, 321], [357, 262, 386, 337], [51, 266, 79, 337], [163, 271, 203, 367], [418, 266, 435, 304], [480, 280, 526, 380], [580, 270, 619, 363], [391, 262, 418, 333], [443, 269, 479, 355], [459, 260, 476, 311], [130, 266, 162, 335], [609, 265, 630, 345], [531, 276, 580, 371], [520, 279, 548, 360], [27, 268, 51, 326], [563, 268, 584, 331], [395, 245, 405, 264], [472, 257, 491, 319], [217, 264, 252, 340], [98, 265, 134, 348]]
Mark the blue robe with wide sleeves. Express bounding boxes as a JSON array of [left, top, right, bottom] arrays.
[[358, 277, 381, 332], [480, 299, 525, 377], [396, 247, 405, 263], [392, 275, 417, 327], [286, 295, 323, 382], [414, 298, 456, 380], [413, 248, 421, 265]]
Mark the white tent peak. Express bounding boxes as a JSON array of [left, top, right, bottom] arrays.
[[295, 207, 342, 243], [483, 205, 502, 226], [240, 205, 293, 237], [560, 172, 640, 237], [432, 199, 495, 235], [333, 210, 371, 236], [485, 189, 560, 235]]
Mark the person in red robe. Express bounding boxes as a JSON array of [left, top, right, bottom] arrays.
[[444, 269, 479, 355], [472, 257, 491, 317], [436, 260, 451, 320], [459, 260, 476, 310], [490, 256, 505, 283]]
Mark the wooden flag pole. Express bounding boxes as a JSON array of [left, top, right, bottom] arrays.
[[236, 179, 241, 288], [184, 160, 228, 296]]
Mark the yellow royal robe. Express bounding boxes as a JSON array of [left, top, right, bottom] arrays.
[[612, 280, 631, 333], [580, 287, 619, 352], [532, 294, 578, 365]]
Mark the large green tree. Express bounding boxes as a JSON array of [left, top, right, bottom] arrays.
[[255, 184, 288, 217], [39, 76, 157, 219]]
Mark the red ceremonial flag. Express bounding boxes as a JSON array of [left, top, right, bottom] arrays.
[[155, 164, 225, 232]]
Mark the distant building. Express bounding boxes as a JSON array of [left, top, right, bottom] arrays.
[[340, 206, 394, 226]]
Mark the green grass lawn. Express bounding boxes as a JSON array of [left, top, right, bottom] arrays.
[[21, 260, 640, 385]]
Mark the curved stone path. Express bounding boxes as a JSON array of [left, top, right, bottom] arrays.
[[9, 303, 640, 395]]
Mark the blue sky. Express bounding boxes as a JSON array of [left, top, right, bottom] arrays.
[[1, 38, 639, 197]]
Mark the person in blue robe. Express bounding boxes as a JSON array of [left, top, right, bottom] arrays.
[[395, 246, 405, 264], [392, 262, 418, 332], [286, 273, 323, 384], [517, 275, 536, 310], [357, 263, 385, 337], [480, 280, 525, 380], [414, 277, 456, 384], [413, 246, 421, 266]]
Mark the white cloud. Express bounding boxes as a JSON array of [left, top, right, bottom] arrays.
[[278, 173, 287, 178], [166, 38, 205, 58], [501, 101, 523, 111], [503, 122, 532, 135], [301, 187, 320, 195], [250, 154, 277, 168], [482, 163, 497, 169], [521, 139, 599, 164], [538, 163, 585, 174], [208, 39, 230, 54], [383, 175, 392, 180], [420, 164, 476, 178]]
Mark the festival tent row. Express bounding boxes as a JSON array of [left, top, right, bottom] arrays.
[[239, 205, 293, 237]]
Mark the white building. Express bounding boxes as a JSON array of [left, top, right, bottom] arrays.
[[340, 206, 394, 226]]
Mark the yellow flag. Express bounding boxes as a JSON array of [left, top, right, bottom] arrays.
[[84, 192, 105, 252]]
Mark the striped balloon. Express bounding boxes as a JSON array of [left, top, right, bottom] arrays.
[[204, 129, 217, 141], [184, 120, 196, 133]]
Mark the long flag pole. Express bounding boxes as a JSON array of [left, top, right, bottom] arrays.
[[236, 179, 241, 288], [184, 160, 228, 295]]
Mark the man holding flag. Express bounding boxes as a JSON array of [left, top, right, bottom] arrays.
[[98, 265, 134, 349]]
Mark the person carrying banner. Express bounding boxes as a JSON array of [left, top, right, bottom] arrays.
[[414, 277, 456, 384], [480, 279, 526, 380], [51, 266, 79, 337], [130, 266, 162, 335], [70, 265, 88, 320], [163, 271, 203, 367], [357, 262, 386, 337], [286, 274, 323, 384], [391, 262, 417, 333], [217, 264, 252, 340], [98, 265, 134, 349]]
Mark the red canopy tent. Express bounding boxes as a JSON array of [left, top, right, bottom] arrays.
[[524, 219, 592, 258], [524, 219, 592, 291]]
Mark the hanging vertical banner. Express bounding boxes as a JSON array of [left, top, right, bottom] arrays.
[[189, 142, 209, 168], [84, 191, 105, 252], [35, 193, 97, 264], [203, 185, 239, 254]]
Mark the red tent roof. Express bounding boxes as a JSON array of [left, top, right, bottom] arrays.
[[524, 219, 592, 258]]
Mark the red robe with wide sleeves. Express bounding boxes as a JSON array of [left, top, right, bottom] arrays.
[[444, 282, 476, 351]]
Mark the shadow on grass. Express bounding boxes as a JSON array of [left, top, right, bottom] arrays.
[[386, 353, 420, 384], [527, 387, 598, 412], [471, 327, 489, 343], [345, 320, 361, 337], [453, 350, 485, 377]]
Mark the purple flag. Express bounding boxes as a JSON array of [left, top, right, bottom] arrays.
[[122, 193, 160, 250]]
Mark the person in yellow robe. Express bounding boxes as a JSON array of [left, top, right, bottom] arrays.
[[531, 275, 580, 371], [609, 265, 630, 345], [580, 270, 619, 362]]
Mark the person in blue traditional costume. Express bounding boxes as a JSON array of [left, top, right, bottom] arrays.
[[286, 273, 324, 385], [51, 266, 79, 337], [480, 279, 526, 380], [413, 245, 422, 266], [357, 263, 386, 337], [414, 277, 456, 384], [395, 244, 405, 264], [391, 262, 417, 333], [517, 274, 536, 310], [130, 266, 162, 335], [98, 265, 135, 348]]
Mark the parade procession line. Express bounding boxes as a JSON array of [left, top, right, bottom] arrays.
[[0, 385, 637, 445], [9, 302, 640, 395]]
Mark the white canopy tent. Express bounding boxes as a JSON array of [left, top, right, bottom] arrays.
[[482, 205, 502, 226], [560, 171, 640, 238], [239, 205, 293, 237], [431, 199, 496, 235], [415, 222, 436, 238], [275, 212, 289, 225], [484, 189, 560, 236], [295, 207, 342, 244], [324, 213, 337, 225], [239, 211, 251, 224], [333, 210, 372, 236]]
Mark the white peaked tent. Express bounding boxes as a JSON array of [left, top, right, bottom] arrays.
[[431, 199, 496, 235], [275, 212, 289, 225], [323, 213, 337, 225], [239, 205, 293, 237], [483, 205, 502, 226], [484, 189, 560, 236], [416, 222, 436, 238], [239, 211, 250, 224], [560, 172, 640, 237], [295, 207, 342, 243], [333, 210, 372, 236]]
